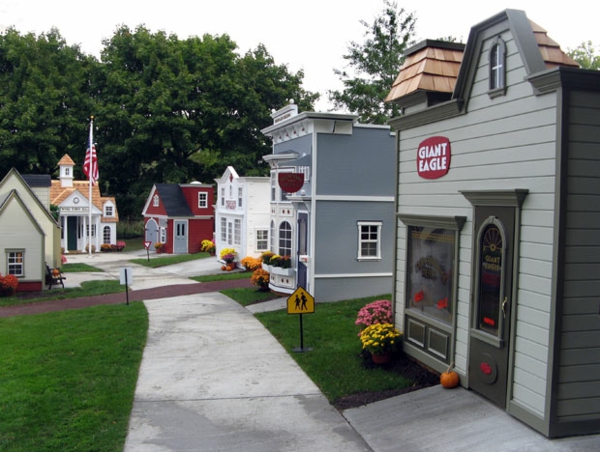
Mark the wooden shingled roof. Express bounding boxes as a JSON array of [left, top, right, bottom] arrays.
[[386, 18, 579, 104], [385, 41, 463, 103], [50, 181, 119, 223], [530, 20, 579, 69]]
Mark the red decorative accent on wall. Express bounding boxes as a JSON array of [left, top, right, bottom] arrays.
[[414, 290, 424, 302], [278, 173, 304, 193], [480, 362, 492, 375]]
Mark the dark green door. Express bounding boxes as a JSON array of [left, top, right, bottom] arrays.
[[67, 217, 78, 251], [468, 207, 515, 408]]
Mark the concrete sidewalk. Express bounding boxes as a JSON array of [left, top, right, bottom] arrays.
[[123, 293, 371, 452]]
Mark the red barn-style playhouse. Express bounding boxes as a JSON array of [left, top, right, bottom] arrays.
[[142, 182, 214, 254]]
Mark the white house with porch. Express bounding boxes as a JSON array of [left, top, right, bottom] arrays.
[[50, 154, 119, 253]]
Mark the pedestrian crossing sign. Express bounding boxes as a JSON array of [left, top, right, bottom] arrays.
[[287, 286, 315, 314]]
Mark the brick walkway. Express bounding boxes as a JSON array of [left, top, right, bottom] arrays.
[[0, 278, 254, 318]]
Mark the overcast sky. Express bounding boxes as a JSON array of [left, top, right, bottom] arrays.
[[1, 0, 598, 111]]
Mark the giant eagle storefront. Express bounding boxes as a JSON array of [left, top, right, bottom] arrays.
[[388, 10, 600, 438]]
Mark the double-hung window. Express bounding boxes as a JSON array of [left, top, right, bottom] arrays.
[[7, 250, 24, 277], [358, 221, 382, 260]]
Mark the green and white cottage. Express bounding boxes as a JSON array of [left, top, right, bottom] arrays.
[[387, 10, 600, 438]]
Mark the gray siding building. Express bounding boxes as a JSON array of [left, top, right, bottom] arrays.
[[387, 9, 600, 438], [261, 104, 396, 302]]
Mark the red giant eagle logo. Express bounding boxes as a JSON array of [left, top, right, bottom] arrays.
[[416, 136, 451, 179]]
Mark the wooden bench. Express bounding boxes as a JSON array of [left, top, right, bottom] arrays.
[[45, 265, 66, 290]]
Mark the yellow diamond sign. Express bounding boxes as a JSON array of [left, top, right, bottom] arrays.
[[287, 286, 315, 314]]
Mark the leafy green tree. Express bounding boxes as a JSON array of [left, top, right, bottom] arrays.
[[328, 0, 416, 124], [0, 28, 97, 176], [97, 26, 317, 217], [568, 41, 600, 70], [0, 25, 316, 219]]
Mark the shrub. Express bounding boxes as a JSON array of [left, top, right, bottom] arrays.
[[251, 268, 270, 290], [359, 323, 402, 356], [219, 247, 237, 260], [355, 299, 393, 333], [0, 274, 19, 296], [241, 256, 261, 271], [200, 239, 216, 253], [260, 251, 274, 263]]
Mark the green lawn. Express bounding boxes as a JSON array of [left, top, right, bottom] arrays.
[[0, 274, 425, 450], [130, 252, 211, 268], [0, 303, 148, 452]]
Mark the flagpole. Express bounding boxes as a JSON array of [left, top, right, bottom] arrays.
[[88, 116, 94, 258]]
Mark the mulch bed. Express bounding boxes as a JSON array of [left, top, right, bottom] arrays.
[[332, 352, 441, 411]]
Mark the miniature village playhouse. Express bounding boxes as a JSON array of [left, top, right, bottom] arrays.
[[387, 9, 600, 438], [214, 166, 270, 260], [261, 104, 396, 301], [142, 182, 214, 254]]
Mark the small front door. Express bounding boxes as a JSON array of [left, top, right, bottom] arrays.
[[468, 206, 515, 408], [173, 220, 188, 254], [67, 216, 78, 251]]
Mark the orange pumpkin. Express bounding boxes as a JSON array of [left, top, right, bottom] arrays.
[[221, 265, 227, 271], [440, 362, 460, 389]]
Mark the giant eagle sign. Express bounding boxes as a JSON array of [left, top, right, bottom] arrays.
[[416, 136, 451, 179]]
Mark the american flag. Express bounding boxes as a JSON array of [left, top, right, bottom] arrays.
[[83, 120, 98, 185]]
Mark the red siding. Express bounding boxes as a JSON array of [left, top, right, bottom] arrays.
[[181, 186, 215, 216], [189, 219, 215, 253], [17, 281, 43, 292]]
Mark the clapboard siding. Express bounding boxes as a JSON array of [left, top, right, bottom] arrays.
[[562, 297, 600, 315], [396, 44, 557, 410]]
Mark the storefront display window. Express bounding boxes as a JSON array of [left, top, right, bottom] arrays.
[[406, 226, 455, 324]]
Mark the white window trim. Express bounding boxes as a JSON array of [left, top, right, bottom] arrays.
[[153, 194, 159, 207], [7, 250, 25, 277], [256, 229, 269, 251], [357, 221, 382, 260], [198, 192, 208, 208]]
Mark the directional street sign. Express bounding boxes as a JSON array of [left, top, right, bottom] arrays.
[[287, 286, 315, 314]]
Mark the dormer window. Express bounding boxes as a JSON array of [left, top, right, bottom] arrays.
[[489, 38, 506, 97], [104, 204, 113, 217]]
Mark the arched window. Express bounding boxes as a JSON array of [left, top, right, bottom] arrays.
[[103, 226, 111, 244], [489, 38, 506, 96], [279, 221, 292, 257]]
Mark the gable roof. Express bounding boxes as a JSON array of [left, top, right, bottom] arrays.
[[0, 189, 45, 236], [0, 168, 58, 226], [155, 183, 193, 217], [386, 9, 579, 105]]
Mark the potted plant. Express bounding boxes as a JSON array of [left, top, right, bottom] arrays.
[[116, 241, 126, 251], [359, 323, 402, 364], [251, 268, 270, 291], [100, 243, 112, 252], [219, 247, 237, 270], [154, 242, 164, 253], [201, 239, 216, 255]]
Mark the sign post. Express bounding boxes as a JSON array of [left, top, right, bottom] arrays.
[[120, 267, 133, 305], [143, 241, 152, 262], [287, 286, 315, 352]]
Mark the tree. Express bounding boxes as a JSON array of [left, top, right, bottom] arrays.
[[328, 0, 416, 124], [568, 41, 600, 70], [0, 27, 97, 175], [97, 26, 317, 218]]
